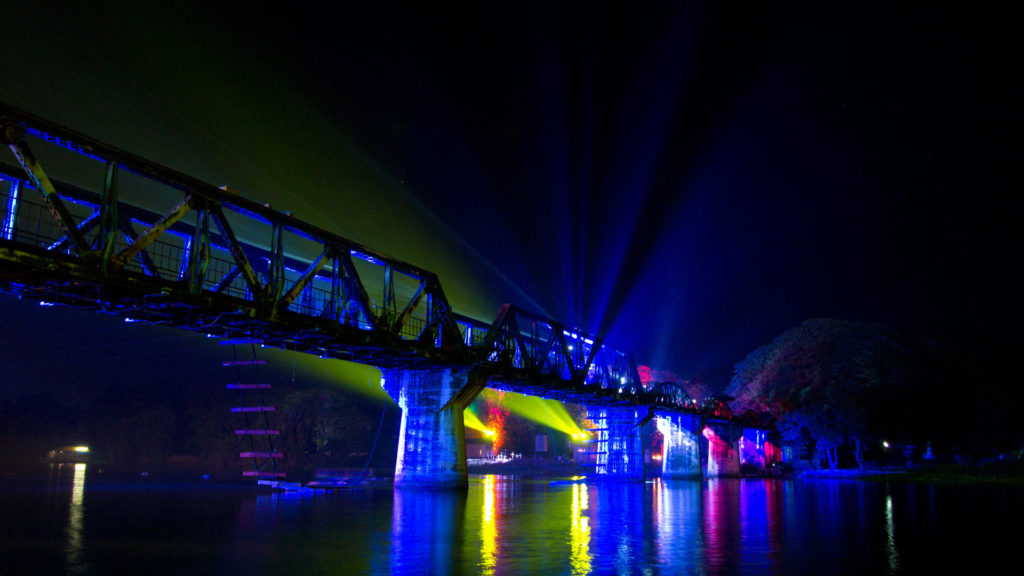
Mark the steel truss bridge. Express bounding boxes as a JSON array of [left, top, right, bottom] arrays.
[[0, 102, 733, 419]]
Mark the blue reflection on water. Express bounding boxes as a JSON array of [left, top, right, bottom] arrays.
[[6, 472, 1022, 575], [389, 487, 465, 575], [652, 476, 704, 570], [377, 476, 889, 575], [736, 477, 781, 573]]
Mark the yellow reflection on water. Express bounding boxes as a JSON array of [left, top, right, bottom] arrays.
[[570, 482, 591, 575], [480, 475, 497, 575], [67, 463, 86, 574]]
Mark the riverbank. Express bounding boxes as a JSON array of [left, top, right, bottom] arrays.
[[468, 458, 588, 478], [799, 459, 1024, 485], [467, 456, 1024, 485]]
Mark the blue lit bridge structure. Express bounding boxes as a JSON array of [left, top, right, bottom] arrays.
[[1, 103, 776, 487]]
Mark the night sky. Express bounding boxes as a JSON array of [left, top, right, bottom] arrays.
[[1, 2, 1019, 397]]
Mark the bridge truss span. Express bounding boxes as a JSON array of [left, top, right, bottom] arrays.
[[0, 103, 470, 369], [472, 304, 647, 406]]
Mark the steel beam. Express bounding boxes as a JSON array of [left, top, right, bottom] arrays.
[[2, 124, 90, 254], [112, 194, 191, 272], [99, 161, 119, 270], [279, 246, 330, 310], [208, 204, 262, 298]]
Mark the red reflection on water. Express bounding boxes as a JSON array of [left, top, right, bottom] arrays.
[[703, 479, 742, 574]]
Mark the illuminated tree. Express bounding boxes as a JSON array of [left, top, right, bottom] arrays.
[[726, 318, 911, 469], [682, 379, 713, 402], [639, 365, 712, 401], [488, 405, 507, 455], [638, 365, 655, 387], [477, 389, 510, 456]]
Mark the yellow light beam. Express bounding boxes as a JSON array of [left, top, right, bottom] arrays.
[[464, 409, 494, 437], [493, 391, 582, 436]]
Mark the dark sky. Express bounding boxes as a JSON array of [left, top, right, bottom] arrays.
[[1, 2, 1020, 394]]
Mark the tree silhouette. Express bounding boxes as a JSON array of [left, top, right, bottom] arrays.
[[726, 319, 912, 469]]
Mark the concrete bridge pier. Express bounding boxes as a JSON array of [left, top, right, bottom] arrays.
[[655, 413, 703, 479], [592, 406, 645, 480], [382, 367, 485, 489], [703, 421, 743, 478], [739, 428, 783, 472]]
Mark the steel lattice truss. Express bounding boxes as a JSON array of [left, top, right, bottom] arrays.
[[0, 102, 732, 415]]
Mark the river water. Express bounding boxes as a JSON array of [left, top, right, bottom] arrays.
[[1, 465, 1021, 575]]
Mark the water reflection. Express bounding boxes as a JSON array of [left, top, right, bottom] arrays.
[[885, 489, 899, 574], [649, 478, 789, 575], [704, 478, 742, 574], [229, 475, 794, 574], [480, 475, 497, 575], [569, 482, 591, 575], [737, 478, 783, 572], [57, 463, 89, 575], [9, 469, 1016, 574], [390, 487, 465, 575], [654, 477, 703, 570], [590, 481, 649, 573]]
